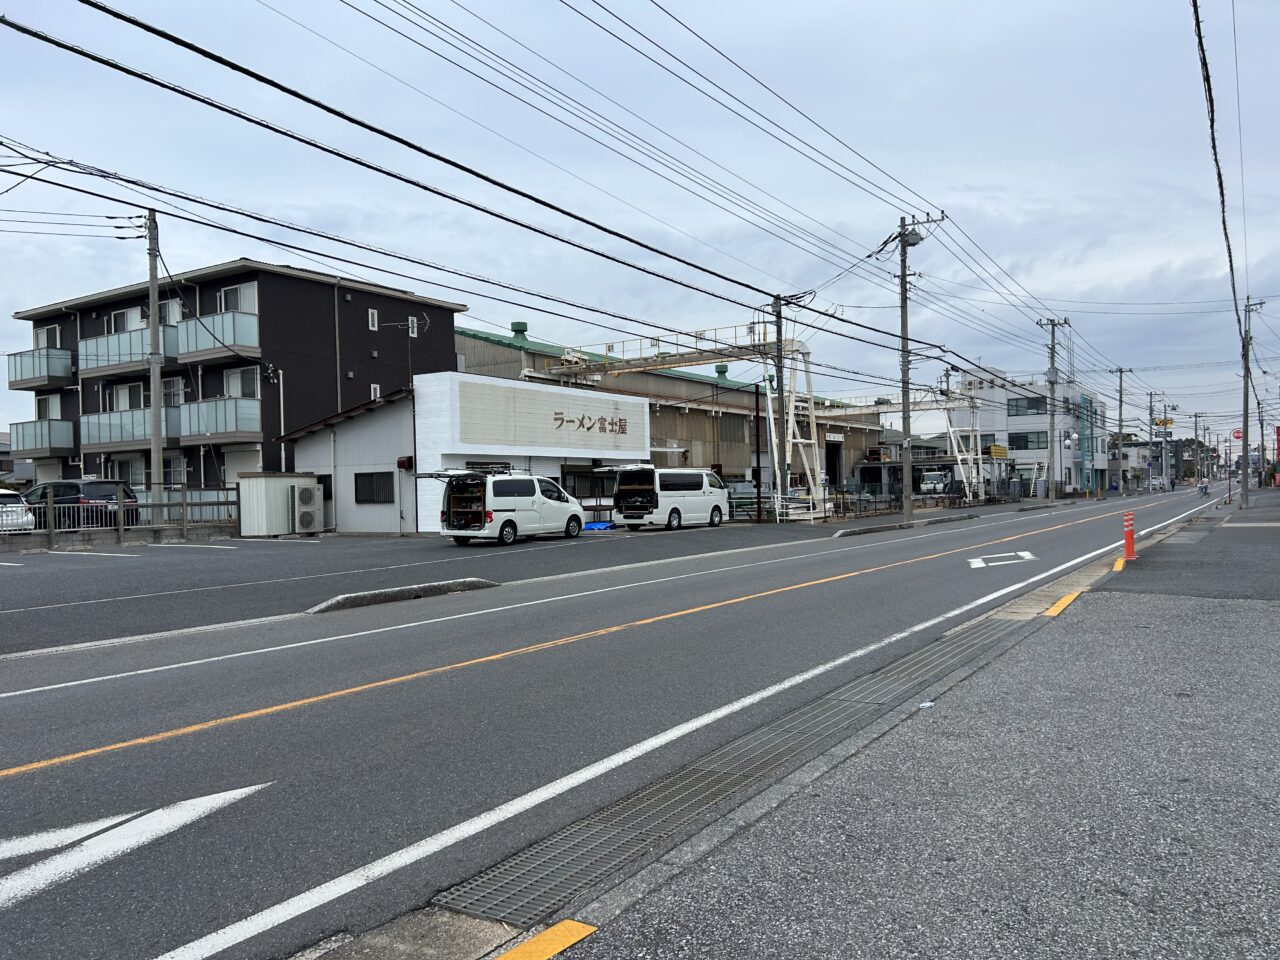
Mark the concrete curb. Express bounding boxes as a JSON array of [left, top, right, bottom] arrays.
[[306, 578, 498, 614], [831, 513, 978, 538]]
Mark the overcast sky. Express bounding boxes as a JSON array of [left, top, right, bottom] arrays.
[[3, 0, 1277, 443]]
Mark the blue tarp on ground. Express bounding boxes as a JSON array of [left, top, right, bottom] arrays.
[[584, 521, 616, 530]]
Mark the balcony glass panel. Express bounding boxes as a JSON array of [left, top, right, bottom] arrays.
[[80, 326, 177, 370], [178, 312, 259, 355], [10, 418, 73, 453], [179, 398, 262, 437], [80, 407, 179, 446], [7, 348, 73, 384]]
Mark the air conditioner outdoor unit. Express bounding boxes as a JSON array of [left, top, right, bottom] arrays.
[[291, 483, 322, 534]]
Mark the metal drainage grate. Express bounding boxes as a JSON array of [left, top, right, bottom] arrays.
[[432, 616, 1025, 928]]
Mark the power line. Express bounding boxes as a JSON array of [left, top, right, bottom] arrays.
[[639, 0, 937, 215], [0, 163, 913, 393], [12, 11, 935, 360], [1188, 0, 1245, 340], [554, 0, 928, 215]]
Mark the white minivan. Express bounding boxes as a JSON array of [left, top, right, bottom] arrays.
[[611, 466, 729, 530], [430, 471, 585, 546]]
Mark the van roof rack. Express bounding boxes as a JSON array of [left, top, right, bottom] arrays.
[[592, 462, 653, 473]]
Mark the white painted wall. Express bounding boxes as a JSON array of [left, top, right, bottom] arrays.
[[414, 372, 651, 532], [293, 400, 415, 535]]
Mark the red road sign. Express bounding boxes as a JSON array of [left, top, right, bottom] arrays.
[[1231, 428, 1244, 441]]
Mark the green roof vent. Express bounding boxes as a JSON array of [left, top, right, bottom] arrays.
[[510, 320, 529, 342], [714, 363, 729, 382]]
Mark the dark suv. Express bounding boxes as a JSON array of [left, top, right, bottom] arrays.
[[24, 480, 141, 530]]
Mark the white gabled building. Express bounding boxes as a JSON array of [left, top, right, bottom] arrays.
[[957, 368, 1109, 495]]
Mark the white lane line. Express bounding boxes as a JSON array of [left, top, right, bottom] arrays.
[[0, 497, 1209, 700], [0, 536, 616, 615], [0, 614, 306, 662], [147, 543, 238, 550], [0, 812, 140, 861], [150, 501, 1214, 960], [0, 496, 1133, 617], [0, 513, 1058, 665], [0, 784, 268, 911], [234, 538, 319, 544], [44, 551, 140, 559], [0, 561, 23, 567], [0, 509, 1121, 696]]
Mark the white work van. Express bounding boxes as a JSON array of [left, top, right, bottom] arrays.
[[428, 471, 585, 546], [611, 466, 729, 530]]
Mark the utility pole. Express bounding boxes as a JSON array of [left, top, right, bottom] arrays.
[[1243, 296, 1264, 506], [895, 212, 945, 522], [1109, 367, 1132, 490], [771, 294, 787, 508], [1193, 412, 1202, 486], [1037, 317, 1070, 501], [897, 218, 914, 523], [146, 209, 162, 501]]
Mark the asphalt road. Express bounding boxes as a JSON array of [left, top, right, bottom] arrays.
[[0, 491, 1215, 960], [0, 519, 885, 655]]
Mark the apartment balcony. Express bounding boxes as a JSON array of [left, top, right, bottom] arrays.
[[177, 312, 260, 363], [179, 398, 263, 445], [7, 348, 74, 390], [9, 419, 75, 459], [80, 407, 179, 453], [79, 326, 178, 379]]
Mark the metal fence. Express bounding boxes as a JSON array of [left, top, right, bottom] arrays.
[[0, 486, 238, 542]]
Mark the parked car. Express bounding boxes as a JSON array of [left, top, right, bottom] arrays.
[[919, 471, 950, 495], [428, 470, 585, 545], [0, 490, 35, 533], [24, 480, 141, 530], [611, 466, 729, 531]]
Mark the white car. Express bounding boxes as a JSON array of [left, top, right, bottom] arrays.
[[611, 466, 729, 531], [431, 471, 585, 546], [0, 490, 35, 533]]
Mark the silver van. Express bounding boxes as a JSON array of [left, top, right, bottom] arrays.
[[612, 466, 729, 530]]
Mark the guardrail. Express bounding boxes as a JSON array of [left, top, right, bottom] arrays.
[[1, 485, 238, 545]]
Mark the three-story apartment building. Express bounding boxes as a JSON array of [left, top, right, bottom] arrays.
[[7, 259, 465, 487]]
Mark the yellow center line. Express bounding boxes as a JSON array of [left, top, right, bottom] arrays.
[[0, 499, 1168, 780]]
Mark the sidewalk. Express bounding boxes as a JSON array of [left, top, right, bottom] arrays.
[[565, 493, 1280, 959]]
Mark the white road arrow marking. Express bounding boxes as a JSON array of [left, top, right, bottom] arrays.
[[0, 783, 269, 910], [968, 551, 1035, 569], [0, 813, 141, 861]]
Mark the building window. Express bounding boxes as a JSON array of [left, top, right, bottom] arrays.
[[1007, 396, 1048, 416], [163, 454, 186, 487], [162, 376, 183, 408], [1008, 431, 1048, 451], [110, 382, 146, 411], [108, 457, 145, 487], [110, 307, 144, 332], [368, 308, 379, 331], [370, 383, 381, 400], [408, 315, 418, 338], [34, 325, 59, 349], [217, 281, 258, 314], [354, 471, 394, 504], [224, 366, 259, 399], [36, 394, 61, 420]]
